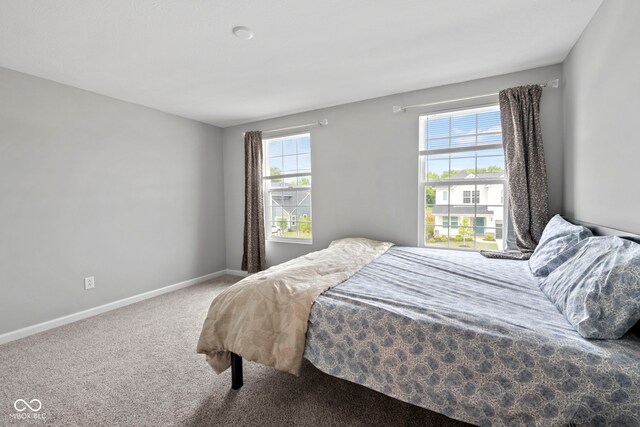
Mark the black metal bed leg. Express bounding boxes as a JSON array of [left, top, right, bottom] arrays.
[[230, 352, 243, 390]]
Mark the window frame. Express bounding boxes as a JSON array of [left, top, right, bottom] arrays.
[[418, 102, 509, 251], [263, 132, 313, 244]]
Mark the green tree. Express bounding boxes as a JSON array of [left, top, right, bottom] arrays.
[[277, 214, 289, 232], [425, 212, 435, 239], [299, 216, 311, 235], [299, 177, 310, 185], [458, 217, 474, 246], [426, 171, 441, 181], [441, 169, 460, 179], [270, 166, 283, 183], [425, 186, 435, 205], [465, 165, 504, 175]]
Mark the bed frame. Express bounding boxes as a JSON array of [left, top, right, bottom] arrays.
[[228, 218, 640, 390]]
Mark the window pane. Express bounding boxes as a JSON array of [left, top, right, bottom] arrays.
[[451, 113, 476, 136], [271, 206, 283, 220], [426, 221, 449, 247], [297, 137, 310, 153], [269, 140, 282, 157], [451, 135, 476, 149], [477, 110, 501, 133], [297, 190, 311, 206], [270, 222, 284, 236], [282, 155, 297, 173], [298, 220, 312, 239], [450, 157, 475, 179], [477, 155, 505, 177], [298, 153, 311, 173], [283, 176, 298, 186], [269, 190, 282, 205], [269, 157, 283, 176], [478, 133, 502, 145], [296, 175, 311, 186], [283, 139, 296, 155], [426, 158, 448, 181], [477, 227, 500, 250], [427, 117, 450, 141]]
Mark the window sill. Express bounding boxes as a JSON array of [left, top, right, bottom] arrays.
[[267, 237, 313, 245]]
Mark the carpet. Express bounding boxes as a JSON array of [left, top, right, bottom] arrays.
[[0, 275, 469, 426]]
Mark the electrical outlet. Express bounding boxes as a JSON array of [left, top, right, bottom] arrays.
[[84, 276, 95, 290]]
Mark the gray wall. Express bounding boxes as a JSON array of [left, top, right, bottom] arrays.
[[223, 64, 564, 270], [0, 67, 226, 334], [563, 0, 640, 232]]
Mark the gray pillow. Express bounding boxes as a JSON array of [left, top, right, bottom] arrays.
[[529, 215, 592, 277], [539, 236, 640, 339]]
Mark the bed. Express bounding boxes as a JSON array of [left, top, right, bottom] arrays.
[[198, 220, 640, 427]]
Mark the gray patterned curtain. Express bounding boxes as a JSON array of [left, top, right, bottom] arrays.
[[241, 131, 266, 272], [482, 85, 549, 260]]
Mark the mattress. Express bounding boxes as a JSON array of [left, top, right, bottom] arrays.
[[304, 246, 640, 426]]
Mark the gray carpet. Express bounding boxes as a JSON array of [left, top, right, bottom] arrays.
[[0, 275, 469, 426]]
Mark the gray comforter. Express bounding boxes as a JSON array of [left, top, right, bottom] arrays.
[[304, 246, 640, 426]]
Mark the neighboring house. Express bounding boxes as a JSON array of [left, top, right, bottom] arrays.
[[269, 182, 311, 232], [431, 170, 505, 241]]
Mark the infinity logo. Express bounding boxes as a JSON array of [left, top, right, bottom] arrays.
[[14, 399, 42, 412]]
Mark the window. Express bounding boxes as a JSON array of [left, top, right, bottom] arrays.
[[263, 133, 312, 242], [463, 190, 480, 204], [443, 216, 459, 227], [420, 105, 507, 251]]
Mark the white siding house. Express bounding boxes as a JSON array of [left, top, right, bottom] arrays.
[[429, 171, 505, 249]]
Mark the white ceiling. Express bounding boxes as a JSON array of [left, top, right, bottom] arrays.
[[0, 0, 602, 128]]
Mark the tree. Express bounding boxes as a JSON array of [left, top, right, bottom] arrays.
[[465, 165, 504, 175], [440, 169, 459, 179], [277, 214, 289, 232], [425, 212, 435, 239], [270, 166, 283, 183], [299, 177, 310, 185], [426, 171, 441, 181], [299, 216, 311, 235], [458, 217, 474, 246], [425, 186, 435, 205]]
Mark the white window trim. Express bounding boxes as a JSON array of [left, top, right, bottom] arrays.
[[418, 103, 509, 251], [263, 132, 313, 244]]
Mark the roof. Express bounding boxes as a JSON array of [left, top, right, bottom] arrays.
[[450, 170, 505, 179], [432, 205, 494, 215]]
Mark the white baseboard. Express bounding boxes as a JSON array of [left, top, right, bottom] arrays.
[[0, 269, 246, 346], [225, 269, 250, 277]]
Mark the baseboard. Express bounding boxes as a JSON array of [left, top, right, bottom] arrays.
[[225, 269, 251, 277], [0, 269, 243, 346]]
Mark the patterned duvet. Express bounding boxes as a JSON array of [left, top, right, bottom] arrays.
[[304, 247, 640, 426]]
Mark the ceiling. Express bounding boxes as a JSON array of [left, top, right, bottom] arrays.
[[0, 0, 602, 128]]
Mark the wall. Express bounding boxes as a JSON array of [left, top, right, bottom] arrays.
[[0, 67, 226, 334], [563, 0, 640, 232], [223, 64, 563, 269]]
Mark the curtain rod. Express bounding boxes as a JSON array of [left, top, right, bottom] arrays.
[[243, 119, 328, 137], [392, 79, 560, 113]]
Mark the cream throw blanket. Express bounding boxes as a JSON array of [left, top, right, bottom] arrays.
[[197, 238, 393, 376]]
